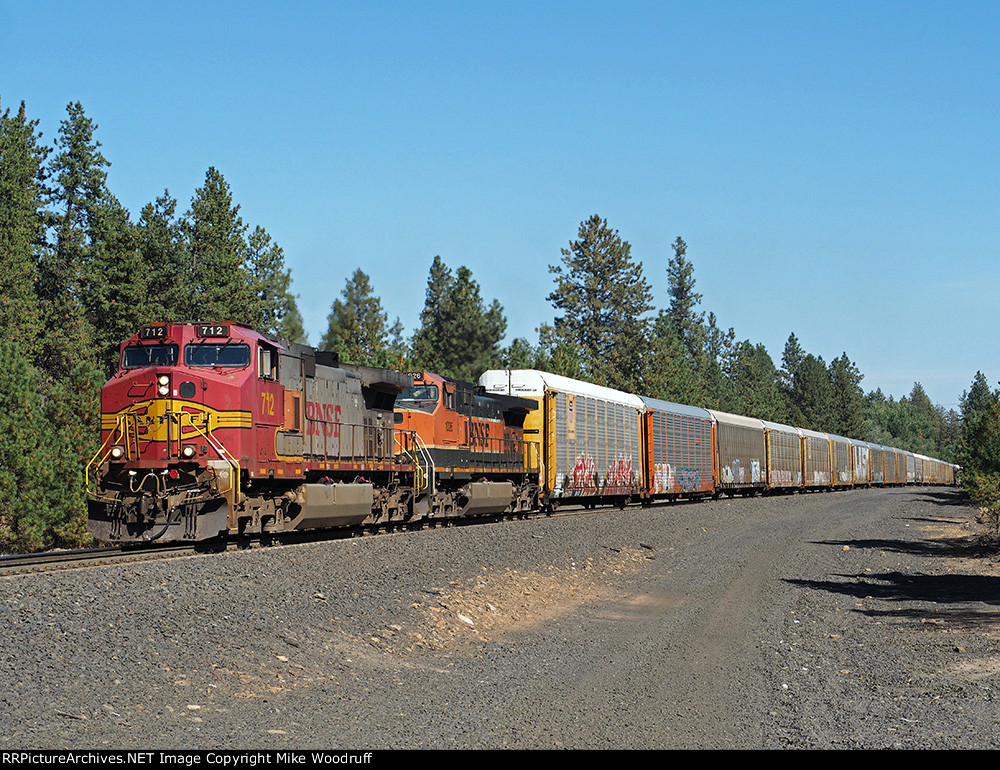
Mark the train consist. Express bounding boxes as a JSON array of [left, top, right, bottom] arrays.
[[87, 322, 957, 544]]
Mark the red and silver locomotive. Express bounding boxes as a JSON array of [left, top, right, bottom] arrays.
[[87, 322, 417, 543]]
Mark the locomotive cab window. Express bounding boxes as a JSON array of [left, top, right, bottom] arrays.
[[396, 384, 439, 413], [184, 343, 251, 368], [258, 346, 277, 381], [122, 344, 179, 369]]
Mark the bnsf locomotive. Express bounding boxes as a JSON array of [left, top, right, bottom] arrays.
[[87, 323, 538, 544]]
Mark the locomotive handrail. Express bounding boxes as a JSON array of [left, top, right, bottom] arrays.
[[393, 429, 432, 493], [177, 412, 240, 499], [86, 408, 242, 502], [86, 413, 133, 500], [525, 439, 542, 477], [413, 432, 434, 495], [392, 432, 422, 490], [464, 434, 538, 474], [303, 414, 399, 466]]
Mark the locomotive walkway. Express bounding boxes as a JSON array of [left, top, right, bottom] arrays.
[[1, 486, 997, 749]]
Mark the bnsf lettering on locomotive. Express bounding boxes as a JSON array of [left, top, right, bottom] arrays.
[[306, 401, 341, 437], [468, 420, 490, 448]]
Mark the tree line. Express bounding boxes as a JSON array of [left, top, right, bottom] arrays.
[[334, 214, 964, 464], [0, 98, 988, 552]]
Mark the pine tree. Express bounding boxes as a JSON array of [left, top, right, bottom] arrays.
[[791, 354, 835, 431], [533, 323, 584, 379], [703, 311, 736, 409], [664, 236, 705, 359], [828, 353, 866, 438], [138, 191, 192, 323], [245, 226, 301, 339], [322, 268, 399, 366], [83, 193, 148, 375], [727, 340, 788, 422], [411, 255, 453, 368], [278, 300, 308, 345], [0, 99, 47, 359], [958, 372, 1000, 529], [644, 321, 702, 405], [500, 337, 539, 370], [39, 101, 107, 379], [548, 215, 652, 392], [412, 256, 506, 382], [655, 236, 732, 407], [186, 167, 251, 323], [780, 332, 805, 393], [42, 359, 102, 547], [0, 343, 94, 552]]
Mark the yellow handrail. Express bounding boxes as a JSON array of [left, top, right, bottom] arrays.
[[87, 406, 241, 503]]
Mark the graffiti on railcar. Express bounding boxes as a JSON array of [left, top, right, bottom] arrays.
[[570, 455, 597, 490], [653, 463, 702, 493], [773, 468, 793, 484], [606, 456, 635, 489], [676, 466, 701, 492], [653, 462, 675, 492], [812, 470, 830, 485], [720, 458, 762, 485]]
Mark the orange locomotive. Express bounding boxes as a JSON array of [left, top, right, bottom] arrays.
[[87, 322, 418, 543], [394, 371, 540, 518]]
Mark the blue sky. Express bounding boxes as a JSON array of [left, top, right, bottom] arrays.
[[3, 1, 997, 409]]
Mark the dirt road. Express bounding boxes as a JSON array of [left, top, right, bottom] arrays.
[[2, 486, 996, 749]]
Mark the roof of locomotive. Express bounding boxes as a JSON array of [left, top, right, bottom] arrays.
[[409, 369, 535, 413], [125, 321, 288, 349]]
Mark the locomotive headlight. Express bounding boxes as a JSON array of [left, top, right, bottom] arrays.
[[110, 445, 125, 460], [157, 374, 170, 396], [181, 445, 197, 459]]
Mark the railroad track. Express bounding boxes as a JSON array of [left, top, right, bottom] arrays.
[[0, 499, 696, 577], [0, 543, 208, 576]]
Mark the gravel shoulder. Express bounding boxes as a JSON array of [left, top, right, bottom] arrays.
[[1, 486, 997, 750]]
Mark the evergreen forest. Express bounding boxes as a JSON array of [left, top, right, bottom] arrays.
[[1, 99, 994, 553]]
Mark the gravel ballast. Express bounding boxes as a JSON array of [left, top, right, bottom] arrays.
[[1, 486, 997, 749]]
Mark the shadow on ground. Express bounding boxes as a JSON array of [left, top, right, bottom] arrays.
[[784, 486, 1000, 626]]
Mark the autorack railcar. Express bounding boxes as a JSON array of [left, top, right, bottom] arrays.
[[638, 396, 716, 501], [478, 369, 645, 507], [706, 409, 767, 497], [798, 427, 832, 489]]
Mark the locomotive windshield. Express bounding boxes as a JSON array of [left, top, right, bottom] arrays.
[[122, 344, 179, 369], [185, 343, 251, 368], [396, 384, 439, 413]]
